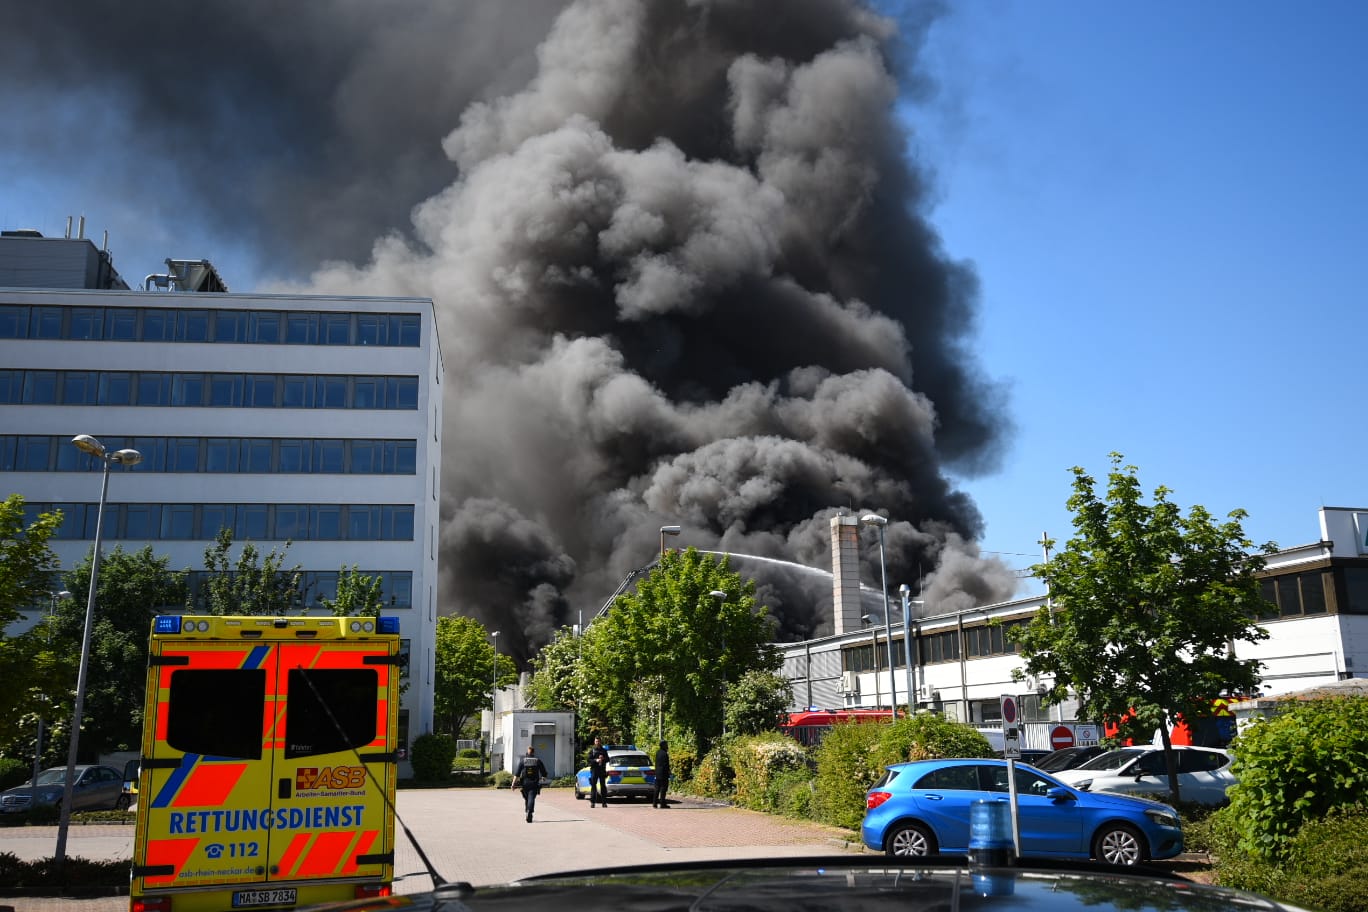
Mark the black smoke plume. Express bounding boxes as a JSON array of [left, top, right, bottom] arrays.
[[2, 0, 1018, 662]]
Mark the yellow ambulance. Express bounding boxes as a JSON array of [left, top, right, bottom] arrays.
[[130, 615, 403, 912]]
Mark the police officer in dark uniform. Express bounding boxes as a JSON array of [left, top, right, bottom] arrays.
[[587, 736, 610, 807], [652, 740, 671, 808], [512, 745, 549, 823]]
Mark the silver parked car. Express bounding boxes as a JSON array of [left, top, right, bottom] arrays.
[[0, 764, 129, 814], [1051, 746, 1236, 805]]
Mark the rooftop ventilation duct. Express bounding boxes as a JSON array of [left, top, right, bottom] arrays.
[[143, 258, 228, 293]]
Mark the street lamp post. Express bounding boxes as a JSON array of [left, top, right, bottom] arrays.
[[56, 435, 141, 868], [659, 524, 681, 557], [710, 589, 727, 739], [899, 584, 916, 710], [489, 631, 500, 775], [34, 590, 71, 787], [860, 514, 896, 717]]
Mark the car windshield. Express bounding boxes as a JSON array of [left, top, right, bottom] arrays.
[[609, 754, 651, 768], [1075, 748, 1146, 772], [32, 768, 70, 786]]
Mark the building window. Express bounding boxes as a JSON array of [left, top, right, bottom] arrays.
[[240, 438, 272, 473], [919, 630, 960, 664], [0, 435, 420, 475], [177, 310, 210, 342], [249, 311, 281, 343], [213, 310, 248, 343], [143, 310, 175, 341], [1263, 570, 1335, 618], [321, 313, 351, 345], [286, 312, 318, 344], [62, 371, 99, 405], [311, 505, 342, 540], [171, 374, 205, 406], [69, 308, 104, 340], [1341, 568, 1368, 614], [279, 439, 310, 473], [0, 305, 29, 338], [137, 373, 171, 406], [99, 372, 133, 405], [23, 371, 58, 404], [107, 309, 138, 339], [32, 307, 63, 338]]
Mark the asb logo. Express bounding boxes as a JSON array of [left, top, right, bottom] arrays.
[[296, 766, 367, 791]]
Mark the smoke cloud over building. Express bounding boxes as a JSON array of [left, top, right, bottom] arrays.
[[2, 0, 1019, 660]]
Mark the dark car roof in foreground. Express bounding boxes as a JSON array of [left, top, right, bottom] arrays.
[[296, 857, 1312, 912]]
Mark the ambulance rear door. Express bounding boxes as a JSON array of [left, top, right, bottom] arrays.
[[132, 616, 399, 907]]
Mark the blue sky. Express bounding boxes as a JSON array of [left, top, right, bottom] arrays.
[[913, 2, 1368, 588], [5, 2, 1365, 597]]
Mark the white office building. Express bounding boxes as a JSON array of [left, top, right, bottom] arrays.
[[1, 230, 442, 758]]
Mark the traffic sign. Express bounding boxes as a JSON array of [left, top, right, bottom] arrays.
[[1050, 725, 1075, 749], [1003, 725, 1022, 759], [1000, 695, 1018, 726]]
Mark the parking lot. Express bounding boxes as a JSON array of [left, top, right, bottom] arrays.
[[10, 786, 864, 911]]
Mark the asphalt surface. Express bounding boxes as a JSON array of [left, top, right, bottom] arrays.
[[4, 787, 864, 911]]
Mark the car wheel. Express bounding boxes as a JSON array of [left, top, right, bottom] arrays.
[[575, 789, 585, 800], [885, 822, 937, 857], [115, 793, 131, 811], [1093, 823, 1146, 865]]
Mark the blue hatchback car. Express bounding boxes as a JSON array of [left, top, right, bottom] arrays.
[[862, 758, 1183, 865]]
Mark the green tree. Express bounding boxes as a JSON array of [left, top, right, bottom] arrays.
[[48, 546, 187, 757], [526, 626, 605, 742], [319, 566, 386, 617], [191, 529, 303, 615], [595, 548, 780, 757], [1014, 453, 1271, 802], [0, 495, 61, 632], [432, 616, 516, 737], [725, 670, 794, 738], [0, 496, 62, 756]]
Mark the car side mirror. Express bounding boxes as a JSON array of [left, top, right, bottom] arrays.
[[1046, 787, 1074, 801]]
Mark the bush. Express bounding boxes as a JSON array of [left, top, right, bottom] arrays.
[[1211, 805, 1368, 912], [670, 744, 699, 783], [768, 767, 815, 819], [809, 713, 993, 831], [0, 758, 30, 791], [872, 713, 995, 767], [1224, 697, 1368, 860], [730, 733, 808, 811], [491, 770, 513, 788], [691, 742, 734, 798], [409, 732, 458, 782], [811, 720, 884, 830], [0, 851, 128, 892], [457, 748, 481, 759]]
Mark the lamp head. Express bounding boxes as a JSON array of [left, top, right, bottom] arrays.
[[660, 525, 681, 536], [709, 590, 726, 601], [112, 448, 143, 466], [899, 583, 911, 595], [859, 513, 888, 527], [71, 434, 106, 458]]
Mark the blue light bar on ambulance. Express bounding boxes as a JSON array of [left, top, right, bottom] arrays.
[[154, 616, 182, 634], [378, 617, 400, 634]]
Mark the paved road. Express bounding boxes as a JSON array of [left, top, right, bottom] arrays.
[[5, 788, 864, 911]]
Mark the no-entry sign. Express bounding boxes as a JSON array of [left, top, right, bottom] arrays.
[[1050, 725, 1075, 749]]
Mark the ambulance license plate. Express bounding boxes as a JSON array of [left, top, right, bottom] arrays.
[[232, 888, 297, 908]]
